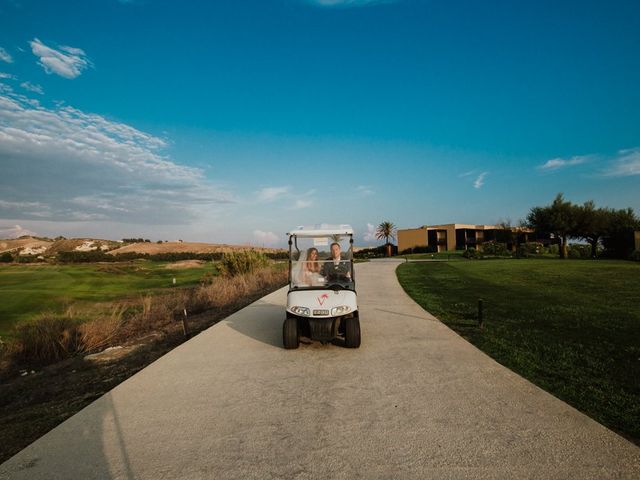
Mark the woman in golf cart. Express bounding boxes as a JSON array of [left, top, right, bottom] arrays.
[[292, 247, 321, 287], [301, 247, 321, 285]]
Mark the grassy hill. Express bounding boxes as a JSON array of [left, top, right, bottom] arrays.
[[0, 237, 285, 258], [108, 241, 281, 255], [0, 260, 213, 336]]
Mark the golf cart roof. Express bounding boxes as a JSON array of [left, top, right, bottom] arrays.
[[287, 224, 354, 238]]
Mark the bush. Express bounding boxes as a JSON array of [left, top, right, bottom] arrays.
[[9, 315, 82, 365], [354, 245, 398, 259], [568, 244, 591, 259], [516, 242, 544, 258], [548, 244, 559, 255], [399, 245, 436, 255], [0, 252, 13, 263], [265, 251, 289, 260], [218, 251, 270, 277], [55, 249, 283, 264], [629, 250, 640, 262], [57, 250, 115, 263], [16, 255, 41, 263], [462, 248, 481, 259], [482, 241, 509, 256]]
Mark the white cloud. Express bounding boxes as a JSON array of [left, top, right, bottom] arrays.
[[356, 185, 374, 196], [256, 186, 290, 201], [292, 199, 313, 209], [0, 73, 15, 80], [306, 0, 394, 7], [541, 148, 640, 177], [363, 223, 376, 242], [20, 81, 44, 95], [253, 230, 279, 246], [473, 172, 488, 189], [29, 38, 91, 79], [0, 224, 37, 239], [602, 148, 640, 177], [458, 170, 476, 178], [0, 85, 234, 224], [538, 155, 590, 171], [0, 47, 13, 64]]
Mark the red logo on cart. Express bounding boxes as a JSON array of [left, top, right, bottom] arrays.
[[317, 293, 329, 305]]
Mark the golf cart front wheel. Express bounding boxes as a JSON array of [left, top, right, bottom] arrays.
[[344, 316, 361, 348], [283, 316, 299, 349]]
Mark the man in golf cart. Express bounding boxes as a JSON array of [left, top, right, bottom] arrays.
[[321, 242, 351, 282]]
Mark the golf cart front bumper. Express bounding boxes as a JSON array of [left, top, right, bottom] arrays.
[[286, 289, 357, 342]]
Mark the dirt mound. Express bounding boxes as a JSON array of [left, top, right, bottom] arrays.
[[108, 241, 281, 255], [44, 238, 120, 255], [0, 237, 52, 254]]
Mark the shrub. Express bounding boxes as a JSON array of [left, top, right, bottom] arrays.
[[0, 252, 13, 263], [516, 242, 543, 258], [548, 244, 559, 255], [354, 245, 396, 259], [568, 244, 591, 259], [399, 245, 436, 255], [218, 251, 270, 277], [57, 250, 115, 263], [265, 251, 289, 260], [199, 271, 217, 285], [462, 248, 481, 259], [193, 267, 286, 311], [77, 305, 127, 353], [16, 254, 41, 263], [482, 241, 509, 256], [9, 315, 82, 365], [629, 250, 640, 262]]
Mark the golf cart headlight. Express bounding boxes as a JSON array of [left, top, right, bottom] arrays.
[[331, 305, 351, 315], [291, 306, 310, 316]]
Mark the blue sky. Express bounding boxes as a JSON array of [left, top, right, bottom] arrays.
[[0, 0, 639, 246]]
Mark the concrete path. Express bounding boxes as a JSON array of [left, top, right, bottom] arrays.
[[1, 261, 638, 479]]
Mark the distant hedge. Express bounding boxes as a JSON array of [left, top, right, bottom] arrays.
[[56, 250, 287, 263], [354, 245, 396, 259]]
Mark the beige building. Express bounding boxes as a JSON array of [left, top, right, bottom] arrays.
[[635, 231, 640, 251], [397, 223, 536, 253]]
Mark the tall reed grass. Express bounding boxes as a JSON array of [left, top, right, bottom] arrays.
[[3, 266, 286, 368]]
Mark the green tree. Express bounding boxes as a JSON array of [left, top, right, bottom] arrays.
[[602, 207, 640, 258], [376, 221, 396, 257], [527, 193, 578, 259], [375, 221, 396, 245], [495, 219, 517, 251], [574, 201, 609, 259]]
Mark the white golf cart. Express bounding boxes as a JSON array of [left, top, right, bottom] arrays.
[[283, 225, 361, 349]]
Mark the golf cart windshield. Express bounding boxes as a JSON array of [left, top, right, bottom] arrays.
[[289, 233, 354, 290]]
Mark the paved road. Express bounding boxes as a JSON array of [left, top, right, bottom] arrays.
[[1, 261, 639, 479]]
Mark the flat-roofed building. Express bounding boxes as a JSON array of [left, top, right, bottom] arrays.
[[397, 223, 540, 253]]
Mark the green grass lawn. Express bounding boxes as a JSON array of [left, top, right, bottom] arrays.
[[400, 250, 467, 260], [396, 259, 640, 443], [0, 260, 215, 336]]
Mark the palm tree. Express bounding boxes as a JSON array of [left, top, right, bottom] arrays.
[[376, 221, 396, 256]]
